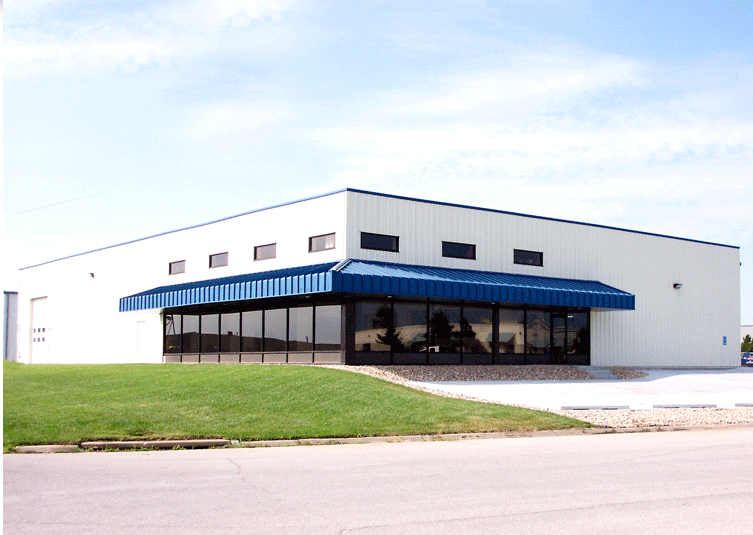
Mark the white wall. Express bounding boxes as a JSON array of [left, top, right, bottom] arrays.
[[16, 192, 348, 364], [345, 191, 740, 367], [16, 189, 739, 367]]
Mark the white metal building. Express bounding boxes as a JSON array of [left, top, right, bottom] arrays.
[[15, 189, 741, 367]]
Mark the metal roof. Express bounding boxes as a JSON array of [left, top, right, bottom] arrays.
[[119, 260, 635, 312]]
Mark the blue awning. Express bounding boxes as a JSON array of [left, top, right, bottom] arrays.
[[119, 259, 635, 312]]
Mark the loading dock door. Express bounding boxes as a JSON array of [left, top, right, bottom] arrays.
[[30, 297, 49, 364]]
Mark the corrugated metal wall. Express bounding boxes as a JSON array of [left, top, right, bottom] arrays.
[[346, 191, 740, 367]]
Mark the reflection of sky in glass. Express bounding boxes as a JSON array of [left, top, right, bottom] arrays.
[[242, 311, 262, 338], [315, 305, 340, 345], [265, 309, 287, 341], [222, 313, 240, 336]]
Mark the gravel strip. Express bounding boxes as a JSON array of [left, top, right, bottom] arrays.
[[326, 364, 646, 382], [323, 365, 750, 428], [555, 408, 753, 428]]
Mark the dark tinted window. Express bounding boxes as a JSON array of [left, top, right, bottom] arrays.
[[394, 303, 427, 353], [498, 309, 525, 354], [567, 312, 589, 356], [164, 314, 181, 353], [309, 233, 335, 253], [288, 307, 313, 351], [169, 260, 185, 275], [355, 302, 392, 352], [514, 249, 543, 267], [254, 243, 276, 261], [182, 314, 199, 353], [315, 305, 341, 351], [462, 307, 492, 354], [209, 252, 228, 268], [361, 232, 399, 252], [526, 311, 550, 355], [264, 309, 287, 351], [220, 313, 240, 352], [200, 314, 219, 353], [442, 241, 475, 260], [429, 304, 461, 353], [241, 310, 262, 352]]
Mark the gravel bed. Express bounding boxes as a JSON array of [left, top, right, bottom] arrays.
[[555, 408, 753, 428], [332, 365, 647, 382], [324, 365, 750, 429]]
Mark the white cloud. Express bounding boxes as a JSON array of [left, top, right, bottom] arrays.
[[391, 50, 645, 116], [3, 0, 304, 78], [183, 101, 288, 138], [203, 0, 297, 28]]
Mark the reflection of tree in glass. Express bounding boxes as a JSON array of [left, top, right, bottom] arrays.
[[573, 327, 589, 354], [460, 317, 485, 353], [430, 311, 459, 352], [373, 305, 403, 351]]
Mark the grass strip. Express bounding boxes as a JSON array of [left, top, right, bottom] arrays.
[[3, 361, 588, 450]]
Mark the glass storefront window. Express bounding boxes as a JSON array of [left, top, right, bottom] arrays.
[[498, 310, 525, 354], [241, 310, 262, 352], [164, 314, 181, 353], [526, 311, 551, 355], [288, 307, 313, 351], [220, 313, 240, 353], [462, 307, 492, 353], [315, 305, 341, 351], [567, 312, 589, 355], [264, 309, 287, 351], [201, 314, 219, 353], [394, 303, 427, 353], [160, 301, 588, 364], [355, 302, 392, 352], [429, 304, 461, 353], [182, 314, 200, 353]]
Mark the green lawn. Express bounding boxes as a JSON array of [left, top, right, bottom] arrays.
[[3, 361, 588, 450]]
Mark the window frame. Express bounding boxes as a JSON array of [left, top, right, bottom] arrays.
[[514, 249, 544, 267], [209, 252, 229, 269], [309, 232, 336, 253], [361, 232, 399, 253], [254, 243, 276, 261], [169, 260, 186, 275], [442, 241, 476, 260]]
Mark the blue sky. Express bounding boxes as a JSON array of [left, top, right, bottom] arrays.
[[3, 0, 752, 325]]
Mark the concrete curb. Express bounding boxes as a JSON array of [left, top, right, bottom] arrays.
[[79, 439, 230, 451], [14, 444, 80, 454], [13, 424, 753, 453]]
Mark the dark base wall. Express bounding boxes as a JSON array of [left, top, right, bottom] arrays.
[[164, 352, 344, 364]]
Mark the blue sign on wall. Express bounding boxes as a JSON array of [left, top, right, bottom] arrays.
[[723, 336, 727, 346]]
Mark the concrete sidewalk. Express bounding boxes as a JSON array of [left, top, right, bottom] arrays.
[[411, 367, 753, 411]]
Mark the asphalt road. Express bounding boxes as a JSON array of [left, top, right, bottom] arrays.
[[5, 428, 753, 534]]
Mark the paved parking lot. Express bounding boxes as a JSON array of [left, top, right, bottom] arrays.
[[411, 367, 753, 410]]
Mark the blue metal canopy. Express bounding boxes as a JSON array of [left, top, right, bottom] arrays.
[[119, 259, 635, 312]]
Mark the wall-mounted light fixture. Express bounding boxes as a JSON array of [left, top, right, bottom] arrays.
[[673, 283, 682, 289]]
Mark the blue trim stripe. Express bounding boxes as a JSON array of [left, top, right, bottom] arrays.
[[119, 260, 635, 312]]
